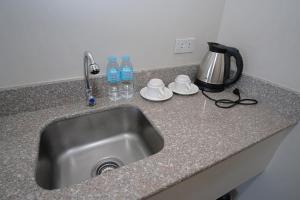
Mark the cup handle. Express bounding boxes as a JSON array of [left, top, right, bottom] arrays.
[[185, 83, 192, 90], [159, 87, 165, 97]]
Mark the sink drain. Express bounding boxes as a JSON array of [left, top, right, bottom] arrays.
[[92, 157, 124, 176]]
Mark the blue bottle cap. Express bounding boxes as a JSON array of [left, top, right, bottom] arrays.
[[121, 55, 130, 61], [107, 55, 117, 62]]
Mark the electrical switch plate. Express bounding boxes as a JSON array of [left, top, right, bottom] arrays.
[[174, 37, 195, 54]]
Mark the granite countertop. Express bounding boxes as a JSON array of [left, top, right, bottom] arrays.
[[0, 91, 295, 200]]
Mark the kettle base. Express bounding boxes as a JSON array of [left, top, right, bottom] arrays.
[[194, 79, 224, 92]]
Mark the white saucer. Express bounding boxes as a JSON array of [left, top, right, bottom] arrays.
[[168, 82, 199, 95], [140, 87, 173, 101]]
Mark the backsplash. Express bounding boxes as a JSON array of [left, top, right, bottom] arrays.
[[0, 65, 197, 116], [1, 64, 299, 121]]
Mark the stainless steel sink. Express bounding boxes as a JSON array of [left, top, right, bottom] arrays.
[[35, 106, 164, 190]]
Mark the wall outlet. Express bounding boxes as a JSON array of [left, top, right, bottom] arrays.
[[174, 37, 195, 54]]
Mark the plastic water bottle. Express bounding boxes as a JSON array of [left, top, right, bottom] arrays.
[[120, 55, 134, 99], [106, 56, 121, 101]]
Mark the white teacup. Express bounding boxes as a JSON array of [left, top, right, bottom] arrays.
[[174, 75, 192, 92], [146, 78, 166, 98]]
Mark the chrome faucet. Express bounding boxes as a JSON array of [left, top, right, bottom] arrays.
[[84, 51, 100, 106]]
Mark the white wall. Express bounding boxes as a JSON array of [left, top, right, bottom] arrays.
[[218, 0, 300, 92], [218, 0, 300, 199], [0, 0, 225, 88]]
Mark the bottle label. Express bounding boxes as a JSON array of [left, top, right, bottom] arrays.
[[107, 68, 120, 83], [121, 67, 133, 81]]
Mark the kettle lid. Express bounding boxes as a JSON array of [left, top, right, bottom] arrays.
[[208, 42, 227, 53]]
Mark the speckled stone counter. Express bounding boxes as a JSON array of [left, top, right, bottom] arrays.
[[0, 90, 296, 200]]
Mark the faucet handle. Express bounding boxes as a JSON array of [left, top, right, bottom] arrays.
[[86, 89, 96, 106], [87, 95, 96, 106]]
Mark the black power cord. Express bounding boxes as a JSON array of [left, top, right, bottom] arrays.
[[201, 88, 258, 109]]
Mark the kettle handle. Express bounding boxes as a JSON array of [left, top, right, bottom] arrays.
[[224, 47, 243, 86]]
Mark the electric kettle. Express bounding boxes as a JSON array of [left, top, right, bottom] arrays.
[[195, 42, 243, 92]]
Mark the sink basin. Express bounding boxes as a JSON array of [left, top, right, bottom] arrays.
[[35, 106, 164, 190]]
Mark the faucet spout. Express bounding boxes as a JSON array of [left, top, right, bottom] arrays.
[[84, 51, 100, 106]]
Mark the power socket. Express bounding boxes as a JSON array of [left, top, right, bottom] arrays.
[[174, 37, 195, 54]]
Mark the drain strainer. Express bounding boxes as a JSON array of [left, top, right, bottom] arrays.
[[92, 157, 124, 177]]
